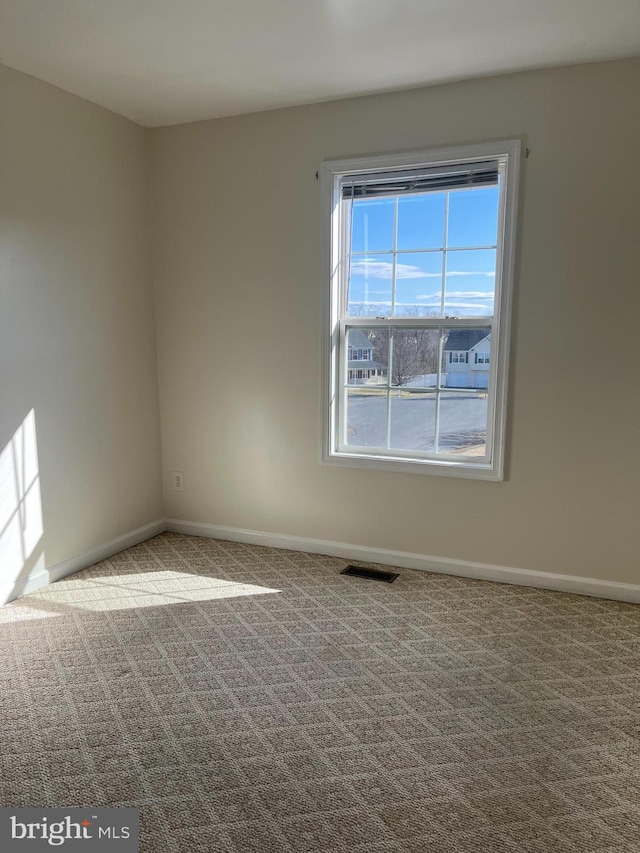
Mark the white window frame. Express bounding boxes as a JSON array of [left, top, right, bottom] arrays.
[[321, 140, 520, 481]]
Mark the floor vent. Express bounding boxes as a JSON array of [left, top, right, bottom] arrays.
[[341, 565, 399, 583]]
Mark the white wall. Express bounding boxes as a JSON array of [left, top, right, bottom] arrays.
[[152, 58, 640, 586], [0, 64, 163, 600]]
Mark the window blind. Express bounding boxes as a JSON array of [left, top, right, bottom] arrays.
[[340, 160, 499, 200]]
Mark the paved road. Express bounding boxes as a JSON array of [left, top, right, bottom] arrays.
[[346, 392, 487, 452]]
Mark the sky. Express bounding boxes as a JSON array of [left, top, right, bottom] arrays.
[[348, 185, 499, 317]]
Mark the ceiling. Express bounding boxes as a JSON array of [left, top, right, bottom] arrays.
[[1, 0, 639, 127]]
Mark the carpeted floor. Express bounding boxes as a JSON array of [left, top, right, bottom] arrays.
[[1, 532, 638, 852]]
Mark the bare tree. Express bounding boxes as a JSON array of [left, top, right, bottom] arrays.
[[390, 330, 421, 386], [347, 301, 391, 318], [351, 305, 442, 387]]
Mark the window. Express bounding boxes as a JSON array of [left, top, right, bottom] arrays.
[[321, 141, 519, 480], [348, 346, 374, 361]]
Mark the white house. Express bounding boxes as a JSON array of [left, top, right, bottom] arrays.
[[347, 329, 387, 385], [444, 330, 491, 389]]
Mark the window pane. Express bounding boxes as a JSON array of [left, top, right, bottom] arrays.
[[390, 390, 437, 452], [351, 198, 395, 254], [397, 193, 445, 250], [390, 328, 440, 388], [447, 185, 499, 248], [394, 252, 443, 317], [346, 328, 388, 386], [345, 388, 388, 448], [444, 249, 496, 317], [437, 391, 488, 457], [441, 328, 491, 389], [348, 253, 392, 317]]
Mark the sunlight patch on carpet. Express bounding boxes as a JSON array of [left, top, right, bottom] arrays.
[[22, 570, 281, 612]]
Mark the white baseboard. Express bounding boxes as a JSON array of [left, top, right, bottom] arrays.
[[5, 516, 637, 607], [166, 518, 640, 605], [1, 519, 166, 605]]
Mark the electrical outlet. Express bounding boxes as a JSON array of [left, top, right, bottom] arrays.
[[172, 471, 184, 492]]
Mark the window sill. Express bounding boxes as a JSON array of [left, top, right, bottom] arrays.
[[323, 449, 503, 481]]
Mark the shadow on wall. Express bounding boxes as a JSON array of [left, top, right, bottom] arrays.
[[0, 409, 46, 605]]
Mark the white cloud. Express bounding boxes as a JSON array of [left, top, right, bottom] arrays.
[[445, 304, 493, 314], [351, 259, 495, 280], [351, 259, 423, 279], [445, 302, 492, 308], [443, 290, 494, 298], [447, 271, 495, 278], [416, 291, 494, 300]]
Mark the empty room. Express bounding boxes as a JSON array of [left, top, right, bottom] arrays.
[[1, 2, 639, 851]]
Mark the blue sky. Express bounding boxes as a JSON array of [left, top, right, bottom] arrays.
[[348, 186, 499, 317]]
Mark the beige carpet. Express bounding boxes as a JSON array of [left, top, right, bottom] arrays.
[[1, 532, 638, 852]]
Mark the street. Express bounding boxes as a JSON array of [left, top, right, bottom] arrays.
[[346, 391, 487, 453]]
